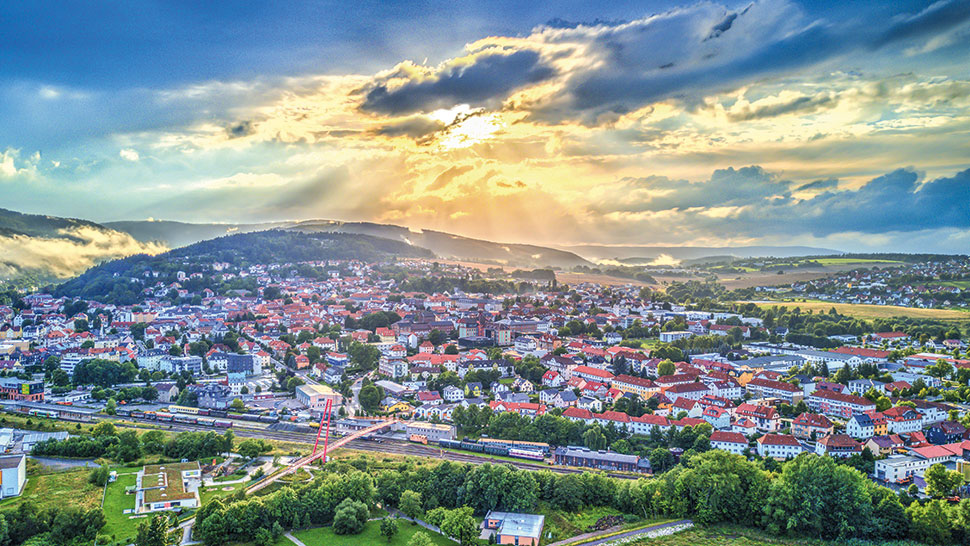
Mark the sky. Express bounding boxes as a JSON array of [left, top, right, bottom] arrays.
[[1, 0, 969, 253]]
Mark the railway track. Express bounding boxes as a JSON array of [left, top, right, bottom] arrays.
[[112, 416, 639, 479]]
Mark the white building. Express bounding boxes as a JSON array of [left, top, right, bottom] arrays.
[[0, 455, 25, 499]]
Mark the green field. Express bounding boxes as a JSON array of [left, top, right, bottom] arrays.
[[0, 466, 102, 513], [811, 258, 901, 265], [932, 280, 970, 289], [738, 300, 970, 327], [101, 471, 141, 545], [282, 519, 456, 546]]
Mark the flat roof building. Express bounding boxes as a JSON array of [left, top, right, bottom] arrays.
[[295, 384, 343, 411], [483, 511, 545, 546]]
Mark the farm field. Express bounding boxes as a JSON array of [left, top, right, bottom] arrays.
[[281, 519, 456, 546], [738, 300, 970, 326], [811, 257, 901, 265]]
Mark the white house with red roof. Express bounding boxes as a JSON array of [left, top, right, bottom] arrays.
[[663, 382, 710, 403], [570, 365, 614, 384], [710, 431, 748, 454], [757, 434, 805, 458], [702, 406, 731, 429], [541, 370, 564, 388]]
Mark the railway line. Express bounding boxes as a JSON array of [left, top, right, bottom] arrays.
[[112, 415, 637, 479]]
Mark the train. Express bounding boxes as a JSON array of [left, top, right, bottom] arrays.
[[116, 407, 232, 428], [437, 438, 550, 461]]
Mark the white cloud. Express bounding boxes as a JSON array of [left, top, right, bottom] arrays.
[[119, 148, 140, 161]]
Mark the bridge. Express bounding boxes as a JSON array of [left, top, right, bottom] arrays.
[[246, 417, 394, 494]]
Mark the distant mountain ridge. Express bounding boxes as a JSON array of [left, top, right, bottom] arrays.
[[106, 218, 594, 269], [0, 207, 165, 282], [565, 244, 842, 263]]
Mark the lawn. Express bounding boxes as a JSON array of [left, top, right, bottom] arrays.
[[626, 525, 868, 546], [200, 482, 243, 504], [100, 471, 141, 546], [283, 519, 456, 546], [0, 466, 102, 513]]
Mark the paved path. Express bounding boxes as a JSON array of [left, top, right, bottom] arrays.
[[545, 519, 692, 546], [284, 532, 308, 546], [388, 508, 453, 539]]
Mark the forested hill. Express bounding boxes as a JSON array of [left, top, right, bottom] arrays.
[[53, 230, 434, 304]]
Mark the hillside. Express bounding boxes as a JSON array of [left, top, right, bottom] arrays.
[[53, 230, 434, 303], [103, 219, 288, 248], [288, 220, 592, 268], [107, 218, 593, 269], [0, 207, 165, 283]]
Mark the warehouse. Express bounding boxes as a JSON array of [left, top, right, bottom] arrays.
[[553, 446, 650, 473], [405, 422, 455, 442]]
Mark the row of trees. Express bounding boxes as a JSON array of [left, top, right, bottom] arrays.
[[31, 423, 233, 463]]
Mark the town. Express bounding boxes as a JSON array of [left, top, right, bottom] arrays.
[[0, 252, 968, 545]]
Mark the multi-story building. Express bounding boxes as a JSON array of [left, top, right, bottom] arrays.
[[791, 413, 834, 439], [744, 378, 803, 404], [807, 390, 876, 418]]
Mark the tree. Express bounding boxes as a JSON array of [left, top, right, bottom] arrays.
[[907, 499, 952, 545], [583, 426, 607, 451], [104, 397, 117, 415], [92, 421, 117, 437], [333, 498, 368, 535], [657, 360, 677, 377], [253, 527, 274, 546], [237, 439, 271, 459], [359, 384, 382, 413], [399, 490, 423, 521], [230, 398, 245, 411], [408, 532, 435, 546], [925, 463, 964, 498], [380, 517, 399, 542], [763, 454, 875, 540], [428, 330, 447, 346], [135, 514, 171, 546], [89, 465, 110, 486], [649, 448, 674, 473], [441, 506, 477, 545]]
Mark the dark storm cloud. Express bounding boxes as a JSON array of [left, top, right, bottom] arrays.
[[360, 50, 555, 115], [540, 0, 970, 122], [599, 166, 970, 238]]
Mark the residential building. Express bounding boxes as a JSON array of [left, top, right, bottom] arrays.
[[756, 434, 805, 459]]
